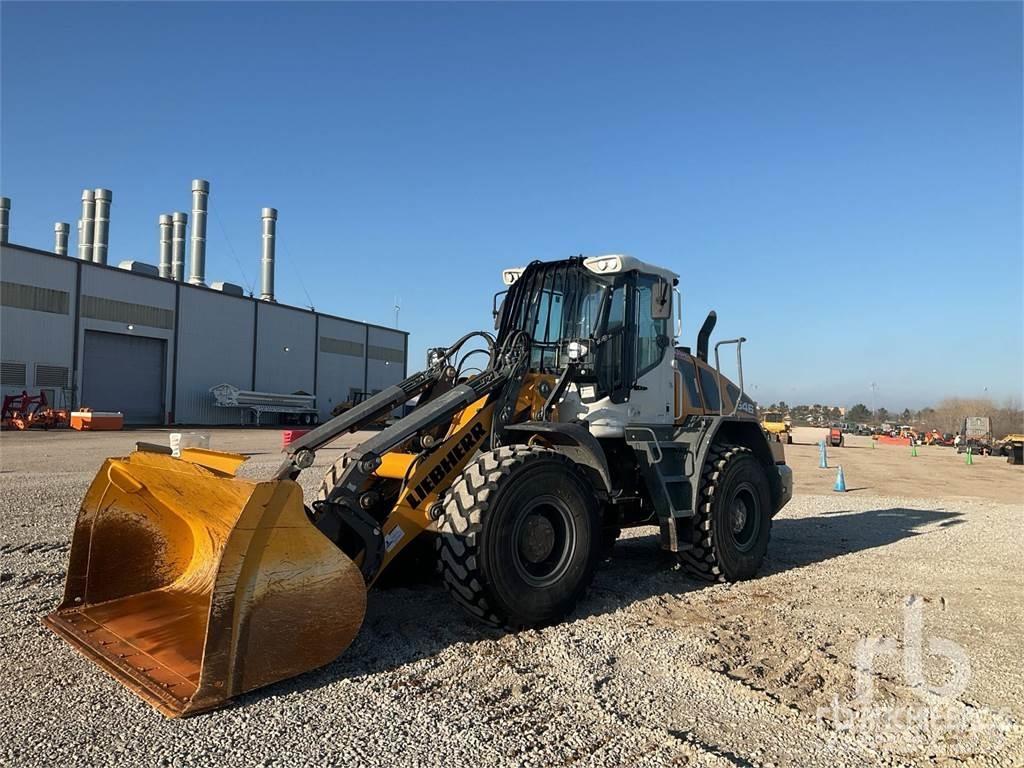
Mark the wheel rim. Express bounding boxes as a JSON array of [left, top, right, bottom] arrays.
[[511, 494, 577, 587], [728, 483, 761, 553]]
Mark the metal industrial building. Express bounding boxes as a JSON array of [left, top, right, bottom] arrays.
[[0, 184, 408, 425]]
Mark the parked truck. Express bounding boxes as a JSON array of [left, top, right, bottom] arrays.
[[957, 416, 993, 454]]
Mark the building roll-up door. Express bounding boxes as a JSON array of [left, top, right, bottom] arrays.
[[82, 331, 166, 425]]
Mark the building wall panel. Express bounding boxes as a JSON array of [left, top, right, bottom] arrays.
[[0, 246, 76, 405], [175, 285, 255, 424], [254, 302, 316, 397], [365, 327, 407, 394], [80, 263, 175, 311], [316, 315, 367, 420]]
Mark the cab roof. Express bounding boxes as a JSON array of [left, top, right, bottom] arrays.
[[502, 254, 679, 285]]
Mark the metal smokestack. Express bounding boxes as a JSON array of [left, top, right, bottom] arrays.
[[158, 214, 173, 278], [91, 188, 112, 264], [171, 212, 188, 282], [188, 179, 209, 285], [0, 197, 9, 244], [54, 222, 70, 256], [78, 190, 95, 260], [260, 207, 277, 301]]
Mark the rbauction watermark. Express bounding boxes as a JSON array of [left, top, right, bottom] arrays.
[[816, 595, 1014, 756]]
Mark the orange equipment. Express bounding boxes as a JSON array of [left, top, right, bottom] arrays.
[[827, 426, 844, 447], [70, 410, 124, 431]]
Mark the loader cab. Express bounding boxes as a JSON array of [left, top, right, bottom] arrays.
[[497, 255, 679, 437]]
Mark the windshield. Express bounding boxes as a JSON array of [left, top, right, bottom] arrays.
[[763, 412, 784, 423], [498, 260, 613, 372]]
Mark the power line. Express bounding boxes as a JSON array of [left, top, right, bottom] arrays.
[[212, 209, 255, 295], [278, 239, 316, 311]]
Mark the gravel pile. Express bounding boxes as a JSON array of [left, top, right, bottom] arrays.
[[1, 438, 1021, 767]]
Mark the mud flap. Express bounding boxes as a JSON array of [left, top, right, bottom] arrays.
[[42, 449, 366, 717]]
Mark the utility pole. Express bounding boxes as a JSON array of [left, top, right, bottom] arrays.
[[393, 296, 401, 329], [870, 382, 878, 421]]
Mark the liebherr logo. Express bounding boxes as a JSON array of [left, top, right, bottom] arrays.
[[405, 423, 487, 509]]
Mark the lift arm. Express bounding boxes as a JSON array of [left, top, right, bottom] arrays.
[[275, 367, 446, 479], [275, 332, 500, 479]]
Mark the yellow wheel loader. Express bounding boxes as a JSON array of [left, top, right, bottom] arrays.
[[761, 411, 793, 444], [44, 255, 793, 717]]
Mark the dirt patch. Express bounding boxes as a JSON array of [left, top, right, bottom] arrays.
[[787, 427, 1024, 503]]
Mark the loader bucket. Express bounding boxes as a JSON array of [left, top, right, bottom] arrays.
[[42, 448, 366, 717]]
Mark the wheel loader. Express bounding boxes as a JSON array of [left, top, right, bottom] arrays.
[[761, 411, 793, 444], [43, 254, 793, 717]]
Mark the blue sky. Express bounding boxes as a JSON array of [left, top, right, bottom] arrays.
[[2, 2, 1021, 409]]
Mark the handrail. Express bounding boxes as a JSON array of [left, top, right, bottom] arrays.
[[713, 337, 746, 417], [673, 367, 685, 421]]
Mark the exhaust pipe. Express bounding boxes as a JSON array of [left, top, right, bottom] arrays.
[[78, 190, 94, 261], [696, 310, 717, 363], [0, 196, 9, 244], [188, 179, 209, 286], [158, 214, 173, 278], [171, 212, 188, 282], [260, 207, 277, 301], [54, 222, 70, 256], [92, 188, 112, 264]]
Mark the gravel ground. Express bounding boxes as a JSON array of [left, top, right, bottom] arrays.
[[1, 429, 1022, 767]]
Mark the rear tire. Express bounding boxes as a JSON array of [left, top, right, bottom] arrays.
[[436, 445, 600, 629], [678, 444, 772, 582]]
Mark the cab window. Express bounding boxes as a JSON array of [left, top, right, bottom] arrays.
[[699, 366, 721, 412], [596, 286, 626, 396], [677, 357, 702, 409], [635, 275, 669, 377]]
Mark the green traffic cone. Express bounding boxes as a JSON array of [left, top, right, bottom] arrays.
[[966, 446, 973, 465], [911, 444, 918, 457]]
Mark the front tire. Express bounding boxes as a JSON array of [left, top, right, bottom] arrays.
[[678, 444, 772, 582], [436, 445, 600, 628]]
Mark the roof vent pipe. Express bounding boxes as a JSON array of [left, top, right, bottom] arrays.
[[188, 179, 209, 286], [78, 190, 94, 260], [158, 214, 173, 278], [171, 212, 188, 282], [91, 188, 112, 264], [0, 197, 9, 244], [259, 207, 277, 301], [54, 222, 70, 256]]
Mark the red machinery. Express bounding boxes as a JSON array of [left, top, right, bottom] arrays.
[[1, 391, 69, 430], [827, 426, 844, 447]]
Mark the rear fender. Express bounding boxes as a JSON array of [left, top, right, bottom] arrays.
[[700, 417, 786, 515]]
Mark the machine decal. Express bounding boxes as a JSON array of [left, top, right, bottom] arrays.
[[406, 422, 487, 509]]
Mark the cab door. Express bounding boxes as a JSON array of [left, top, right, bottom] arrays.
[[626, 274, 675, 425]]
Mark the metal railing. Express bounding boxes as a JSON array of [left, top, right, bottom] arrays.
[[713, 337, 746, 417]]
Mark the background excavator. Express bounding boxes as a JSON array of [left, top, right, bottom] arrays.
[[44, 254, 792, 717]]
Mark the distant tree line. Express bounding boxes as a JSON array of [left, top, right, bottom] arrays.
[[761, 397, 1023, 437]]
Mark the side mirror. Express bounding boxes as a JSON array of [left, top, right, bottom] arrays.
[[492, 290, 507, 330], [651, 280, 672, 320]]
